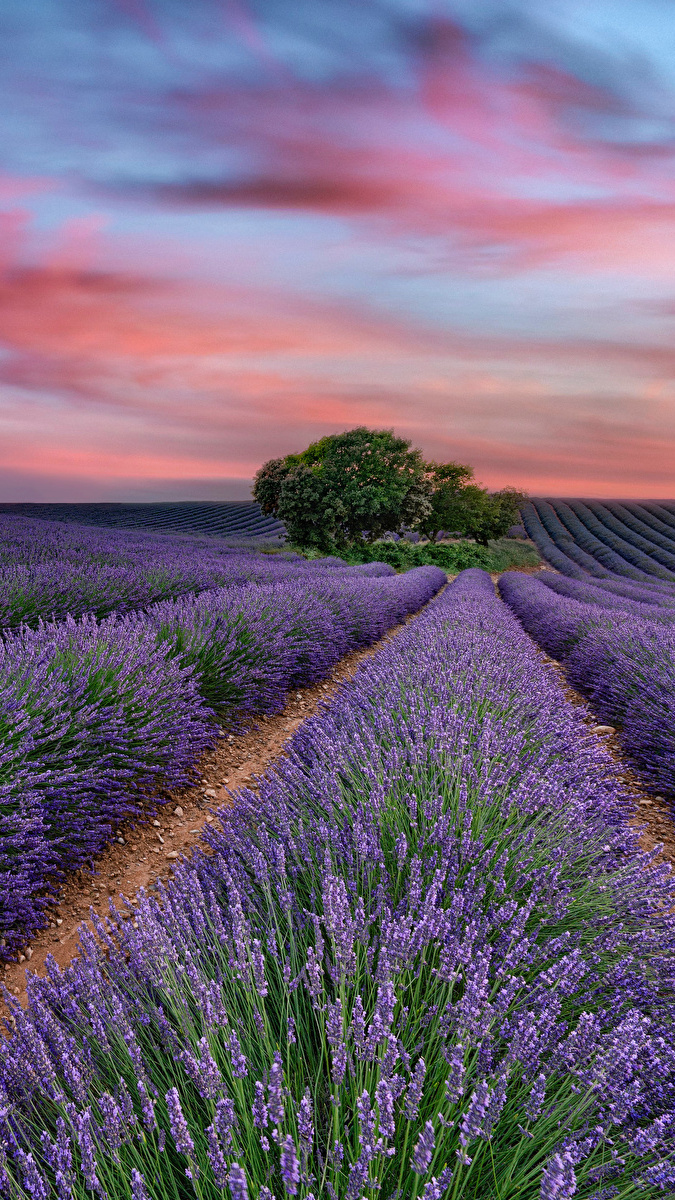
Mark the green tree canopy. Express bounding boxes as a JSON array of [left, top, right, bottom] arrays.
[[418, 460, 475, 540], [439, 484, 527, 546], [254, 428, 526, 552], [253, 427, 431, 552]]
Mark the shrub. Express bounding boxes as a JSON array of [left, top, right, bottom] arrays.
[[344, 538, 540, 573]]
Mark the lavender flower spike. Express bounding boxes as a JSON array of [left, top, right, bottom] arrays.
[[280, 1134, 301, 1195], [165, 1086, 195, 1156], [228, 1162, 250, 1200], [540, 1152, 577, 1200], [298, 1088, 314, 1150], [405, 1058, 426, 1120], [411, 1121, 435, 1175], [131, 1168, 150, 1200]]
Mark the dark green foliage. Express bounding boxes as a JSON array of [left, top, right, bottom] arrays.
[[343, 537, 541, 572], [436, 484, 528, 547], [253, 427, 431, 552], [418, 460, 474, 539]]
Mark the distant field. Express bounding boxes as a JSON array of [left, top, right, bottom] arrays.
[[0, 500, 286, 540], [522, 497, 675, 582]]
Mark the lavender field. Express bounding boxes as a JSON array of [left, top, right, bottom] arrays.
[[1, 518, 675, 1198], [0, 515, 445, 957]]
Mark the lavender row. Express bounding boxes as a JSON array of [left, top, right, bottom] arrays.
[[524, 500, 611, 577], [500, 569, 675, 797], [0, 515, 397, 628], [522, 500, 675, 612], [536, 571, 675, 621], [0, 565, 446, 958], [2, 570, 675, 1199]]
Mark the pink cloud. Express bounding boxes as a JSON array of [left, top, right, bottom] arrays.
[[45, 215, 109, 272], [1, 259, 675, 496], [140, 46, 675, 283]]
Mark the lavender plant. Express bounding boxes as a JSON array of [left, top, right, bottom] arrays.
[[2, 570, 675, 1198], [0, 563, 445, 958], [500, 569, 675, 799]]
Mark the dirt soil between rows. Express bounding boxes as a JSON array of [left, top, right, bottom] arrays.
[[3, 571, 672, 1015]]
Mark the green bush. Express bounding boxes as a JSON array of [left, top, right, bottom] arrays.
[[343, 537, 540, 573]]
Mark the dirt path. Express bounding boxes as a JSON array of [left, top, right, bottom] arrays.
[[1, 597, 443, 1009]]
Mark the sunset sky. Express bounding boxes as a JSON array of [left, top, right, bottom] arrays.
[[2, 0, 675, 499]]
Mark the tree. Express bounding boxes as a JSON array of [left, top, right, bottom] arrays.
[[453, 485, 528, 547], [253, 427, 432, 552], [418, 460, 475, 540]]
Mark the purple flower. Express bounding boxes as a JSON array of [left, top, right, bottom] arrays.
[[351, 994, 366, 1057], [540, 1153, 577, 1200], [280, 1135, 300, 1196], [253, 1080, 268, 1129], [304, 947, 324, 1001], [165, 1087, 194, 1156], [14, 1150, 49, 1200], [444, 1043, 465, 1105], [137, 1079, 157, 1131], [184, 1036, 223, 1099], [227, 1031, 248, 1079], [131, 1168, 150, 1200], [74, 1109, 102, 1195], [375, 1078, 395, 1139], [251, 939, 267, 996], [214, 1097, 236, 1151], [297, 1089, 313, 1150], [97, 1086, 135, 1160], [405, 1059, 426, 1120], [459, 1081, 491, 1151], [40, 1119, 74, 1200], [524, 1073, 547, 1121], [206, 1121, 229, 1189], [325, 997, 343, 1048], [411, 1121, 435, 1175], [365, 982, 396, 1058], [228, 1162, 250, 1200], [331, 1042, 347, 1088], [267, 1053, 285, 1126], [421, 1166, 454, 1198], [357, 1091, 378, 1159]]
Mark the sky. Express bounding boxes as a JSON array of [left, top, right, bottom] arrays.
[[2, 1, 675, 500]]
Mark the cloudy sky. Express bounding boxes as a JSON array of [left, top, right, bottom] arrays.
[[1, 0, 675, 499]]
